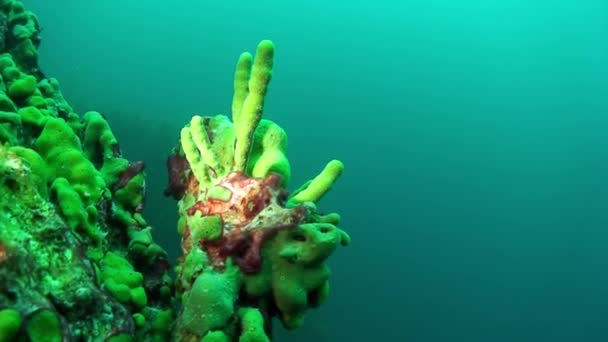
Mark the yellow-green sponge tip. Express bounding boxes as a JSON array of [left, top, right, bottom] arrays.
[[249, 39, 274, 97], [233, 40, 276, 171], [232, 52, 253, 125], [291, 159, 344, 204], [256, 40, 274, 56]]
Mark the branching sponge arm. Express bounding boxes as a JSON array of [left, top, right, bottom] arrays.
[[231, 52, 253, 128], [181, 125, 210, 184], [190, 115, 220, 174], [289, 159, 345, 204], [233, 40, 275, 171]]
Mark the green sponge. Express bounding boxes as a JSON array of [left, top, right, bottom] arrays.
[[18, 106, 47, 127], [51, 177, 103, 242], [242, 221, 349, 330], [247, 119, 290, 186], [83, 111, 119, 166], [0, 93, 17, 112], [289, 159, 344, 204], [26, 309, 62, 342], [9, 146, 47, 197], [202, 331, 230, 342], [189, 213, 223, 243], [105, 334, 132, 342], [0, 308, 22, 342], [113, 173, 146, 210], [8, 74, 37, 99], [233, 40, 275, 172], [35, 117, 106, 203], [100, 252, 148, 309], [180, 264, 241, 336], [238, 308, 270, 342]]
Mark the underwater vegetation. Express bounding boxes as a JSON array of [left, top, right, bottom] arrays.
[[0, 1, 348, 341]]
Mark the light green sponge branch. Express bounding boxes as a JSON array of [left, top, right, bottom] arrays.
[[190, 115, 220, 174], [248, 120, 290, 185], [231, 52, 253, 128], [207, 115, 236, 172], [289, 159, 345, 204], [83, 111, 119, 164], [233, 40, 275, 172], [181, 125, 209, 184]]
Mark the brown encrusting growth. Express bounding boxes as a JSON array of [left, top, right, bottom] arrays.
[[180, 171, 307, 273]]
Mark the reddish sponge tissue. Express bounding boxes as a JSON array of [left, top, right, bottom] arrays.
[[182, 171, 307, 273], [113, 160, 145, 191], [187, 172, 276, 220], [0, 242, 6, 265], [163, 154, 191, 200]]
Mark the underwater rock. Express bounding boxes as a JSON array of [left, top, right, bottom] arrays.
[[0, 1, 174, 341]]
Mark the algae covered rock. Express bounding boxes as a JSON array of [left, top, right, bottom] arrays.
[[0, 1, 174, 340]]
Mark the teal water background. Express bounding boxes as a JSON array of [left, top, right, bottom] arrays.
[[26, 0, 608, 341]]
